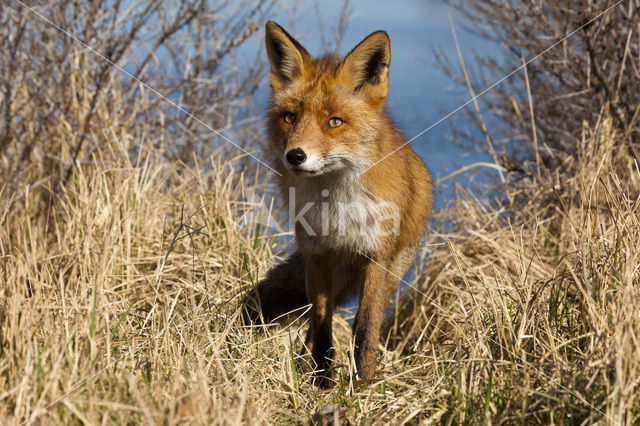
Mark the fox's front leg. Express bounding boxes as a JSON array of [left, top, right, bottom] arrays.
[[303, 258, 335, 388], [352, 261, 395, 381]]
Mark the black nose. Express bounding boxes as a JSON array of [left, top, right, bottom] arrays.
[[286, 148, 307, 166]]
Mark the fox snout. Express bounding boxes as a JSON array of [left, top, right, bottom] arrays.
[[285, 148, 307, 166], [281, 145, 330, 175], [281, 146, 356, 176]]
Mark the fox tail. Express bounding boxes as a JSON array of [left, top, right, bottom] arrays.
[[241, 251, 309, 323]]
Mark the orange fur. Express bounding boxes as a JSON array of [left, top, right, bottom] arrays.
[[246, 21, 433, 387]]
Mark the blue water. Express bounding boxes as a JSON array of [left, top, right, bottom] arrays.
[[242, 0, 502, 208]]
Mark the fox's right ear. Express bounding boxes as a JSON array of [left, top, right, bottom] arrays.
[[265, 21, 312, 92]]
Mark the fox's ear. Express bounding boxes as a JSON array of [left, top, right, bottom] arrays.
[[338, 31, 390, 104], [265, 21, 312, 92]]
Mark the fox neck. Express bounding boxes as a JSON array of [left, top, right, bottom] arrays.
[[285, 167, 393, 256]]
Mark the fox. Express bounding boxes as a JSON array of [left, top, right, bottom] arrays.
[[243, 21, 433, 387]]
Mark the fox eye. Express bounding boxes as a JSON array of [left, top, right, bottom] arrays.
[[283, 112, 296, 124], [327, 117, 344, 128]]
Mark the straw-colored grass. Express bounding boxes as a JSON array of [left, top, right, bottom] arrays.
[[1, 4, 639, 422], [2, 107, 639, 424], [386, 114, 640, 424], [0, 134, 285, 424]]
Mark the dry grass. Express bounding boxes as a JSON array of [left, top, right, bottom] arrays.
[[2, 2, 640, 425], [2, 111, 639, 424], [385, 113, 640, 424], [0, 131, 287, 424]]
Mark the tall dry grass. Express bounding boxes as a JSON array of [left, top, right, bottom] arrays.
[[385, 112, 640, 423], [0, 116, 287, 423], [1, 1, 640, 425], [3, 109, 638, 424]]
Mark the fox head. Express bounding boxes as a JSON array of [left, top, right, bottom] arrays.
[[265, 21, 391, 177]]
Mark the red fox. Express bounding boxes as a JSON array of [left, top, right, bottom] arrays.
[[244, 21, 433, 387]]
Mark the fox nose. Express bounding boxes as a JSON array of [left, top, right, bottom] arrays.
[[286, 148, 307, 166]]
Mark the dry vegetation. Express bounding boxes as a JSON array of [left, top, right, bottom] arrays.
[[442, 0, 640, 167], [1, 1, 639, 425], [387, 114, 640, 424]]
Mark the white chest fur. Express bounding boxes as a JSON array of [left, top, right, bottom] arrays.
[[288, 172, 398, 254]]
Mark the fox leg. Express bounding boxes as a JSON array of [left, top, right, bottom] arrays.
[[353, 246, 416, 380], [303, 258, 335, 388], [352, 260, 394, 381]]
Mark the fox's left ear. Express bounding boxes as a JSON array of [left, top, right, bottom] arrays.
[[338, 31, 390, 104]]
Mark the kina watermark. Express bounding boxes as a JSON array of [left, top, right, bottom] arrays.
[[240, 184, 400, 239]]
